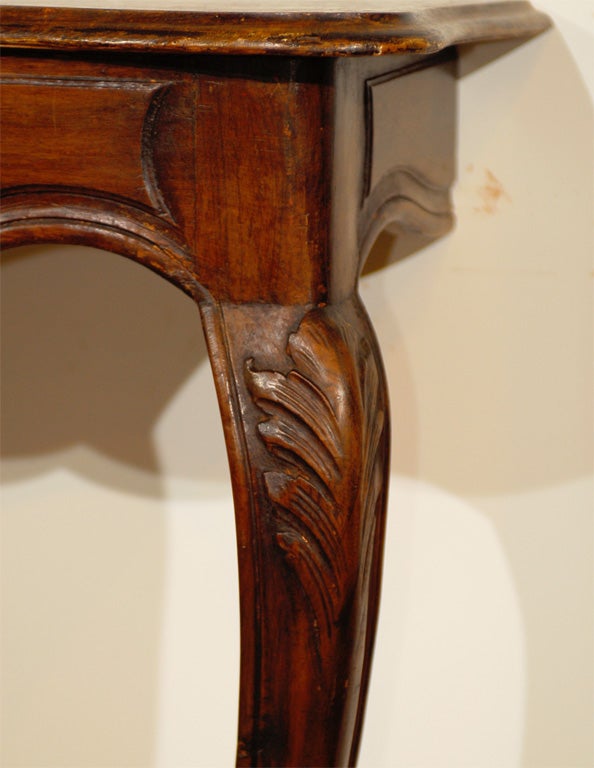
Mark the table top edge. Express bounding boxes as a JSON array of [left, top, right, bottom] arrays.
[[0, 2, 551, 57]]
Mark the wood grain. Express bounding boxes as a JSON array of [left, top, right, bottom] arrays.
[[200, 296, 389, 766], [0, 3, 550, 56], [1, 77, 170, 211]]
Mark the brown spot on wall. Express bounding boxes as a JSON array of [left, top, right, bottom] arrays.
[[475, 168, 511, 214]]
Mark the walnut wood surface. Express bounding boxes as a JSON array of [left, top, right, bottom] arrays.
[[0, 3, 550, 56], [199, 296, 390, 766], [0, 5, 548, 765]]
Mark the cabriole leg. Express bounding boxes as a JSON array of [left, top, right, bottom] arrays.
[[199, 293, 390, 767]]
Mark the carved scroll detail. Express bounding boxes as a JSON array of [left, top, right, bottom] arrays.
[[246, 303, 386, 641], [141, 84, 174, 218]]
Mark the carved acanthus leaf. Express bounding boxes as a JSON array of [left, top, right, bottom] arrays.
[[245, 303, 386, 640]]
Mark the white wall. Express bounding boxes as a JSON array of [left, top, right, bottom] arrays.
[[1, 3, 592, 767]]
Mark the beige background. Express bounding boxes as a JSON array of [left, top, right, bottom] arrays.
[[1, 1, 593, 766]]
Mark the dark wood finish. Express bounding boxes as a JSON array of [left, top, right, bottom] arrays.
[[0, 5, 549, 766], [199, 295, 390, 766], [0, 4, 550, 56]]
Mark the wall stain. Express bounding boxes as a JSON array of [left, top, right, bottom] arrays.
[[473, 168, 511, 215]]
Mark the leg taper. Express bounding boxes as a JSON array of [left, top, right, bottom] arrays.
[[199, 294, 390, 767]]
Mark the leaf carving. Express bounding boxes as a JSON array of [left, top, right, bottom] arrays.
[[245, 303, 386, 641]]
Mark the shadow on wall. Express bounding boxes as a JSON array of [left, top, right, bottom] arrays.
[[0, 245, 233, 768], [0, 245, 225, 492], [360, 24, 593, 768], [364, 26, 593, 496]]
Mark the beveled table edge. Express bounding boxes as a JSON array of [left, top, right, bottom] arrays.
[[0, 2, 550, 56]]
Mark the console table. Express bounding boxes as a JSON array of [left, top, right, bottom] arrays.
[[0, 3, 549, 765]]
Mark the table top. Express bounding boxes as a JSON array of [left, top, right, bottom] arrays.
[[0, 1, 550, 56]]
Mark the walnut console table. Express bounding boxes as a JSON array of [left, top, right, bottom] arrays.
[[0, 2, 548, 765]]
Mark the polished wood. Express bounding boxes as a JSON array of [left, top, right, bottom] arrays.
[[0, 3, 549, 55], [0, 5, 549, 765]]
